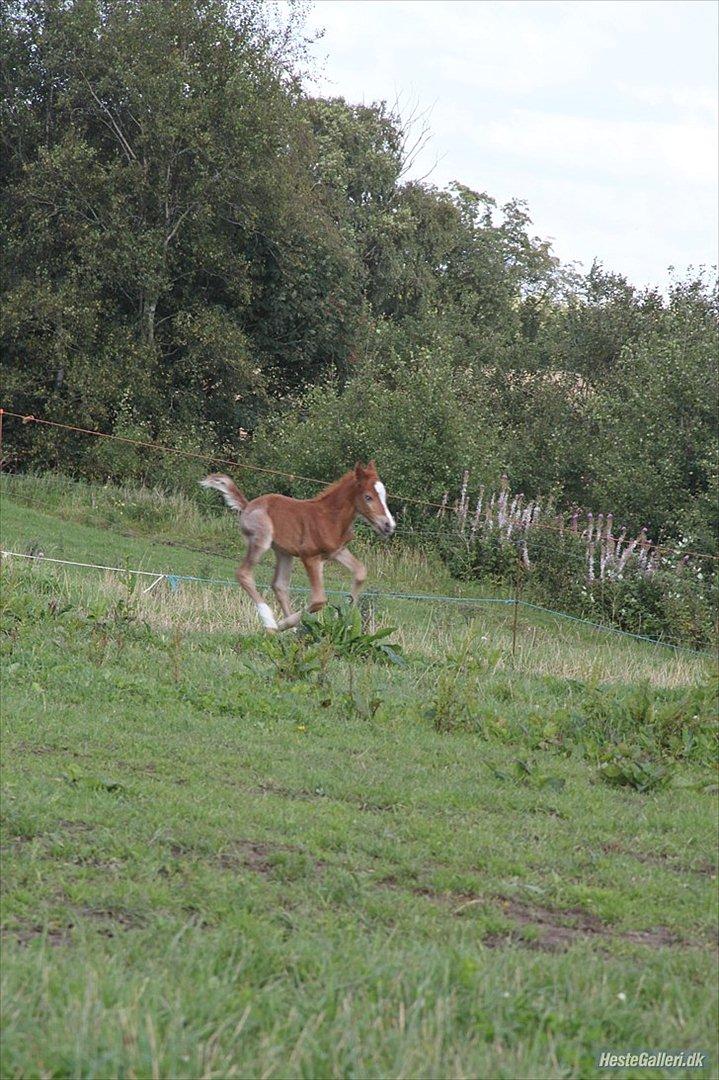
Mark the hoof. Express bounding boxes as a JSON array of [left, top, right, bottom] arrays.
[[277, 612, 302, 632]]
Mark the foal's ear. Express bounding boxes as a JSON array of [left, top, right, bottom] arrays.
[[367, 459, 377, 473], [354, 461, 366, 480]]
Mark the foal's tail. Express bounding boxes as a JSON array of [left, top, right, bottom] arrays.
[[200, 473, 248, 512]]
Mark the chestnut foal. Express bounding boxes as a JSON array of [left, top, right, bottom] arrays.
[[201, 461, 395, 631]]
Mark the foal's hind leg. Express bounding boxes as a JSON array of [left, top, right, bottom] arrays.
[[276, 555, 326, 632], [236, 510, 277, 631], [272, 550, 294, 619]]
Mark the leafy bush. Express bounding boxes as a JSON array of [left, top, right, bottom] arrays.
[[425, 635, 505, 733], [595, 745, 671, 792], [248, 345, 503, 504], [423, 657, 717, 790], [425, 666, 477, 733], [576, 679, 718, 768], [256, 634, 329, 682], [435, 528, 520, 584], [299, 604, 405, 665], [437, 522, 717, 649], [586, 568, 717, 650], [83, 401, 223, 498]]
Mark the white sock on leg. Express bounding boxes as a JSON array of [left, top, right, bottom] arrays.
[[256, 602, 278, 630]]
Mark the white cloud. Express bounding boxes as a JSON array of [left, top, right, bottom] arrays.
[[471, 110, 717, 185], [617, 81, 718, 119], [427, 5, 615, 94], [299, 0, 718, 288], [496, 172, 717, 287]]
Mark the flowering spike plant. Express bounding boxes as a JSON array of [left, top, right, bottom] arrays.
[[440, 470, 713, 586], [433, 471, 716, 648]]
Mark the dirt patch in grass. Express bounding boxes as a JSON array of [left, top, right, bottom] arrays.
[[253, 780, 398, 814], [172, 840, 704, 952], [217, 840, 280, 874], [168, 837, 327, 877], [220, 839, 328, 878], [3, 923, 74, 947], [12, 742, 74, 756], [528, 805, 567, 819], [2, 819, 93, 848], [56, 820, 93, 832], [489, 896, 682, 952], [1, 838, 35, 851], [375, 876, 691, 952], [79, 907, 147, 933], [691, 862, 717, 878], [602, 841, 717, 878], [4, 905, 146, 948], [79, 905, 147, 933], [70, 854, 125, 871]]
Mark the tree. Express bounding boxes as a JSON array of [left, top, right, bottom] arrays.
[[1, 0, 362, 458]]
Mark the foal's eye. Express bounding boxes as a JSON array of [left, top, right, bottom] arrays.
[[364, 493, 372, 502]]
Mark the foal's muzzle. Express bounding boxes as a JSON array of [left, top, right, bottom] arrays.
[[365, 513, 395, 538]]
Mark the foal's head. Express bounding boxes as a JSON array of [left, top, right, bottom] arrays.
[[353, 461, 396, 537]]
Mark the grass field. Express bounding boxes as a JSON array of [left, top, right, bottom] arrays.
[[1, 476, 717, 1078]]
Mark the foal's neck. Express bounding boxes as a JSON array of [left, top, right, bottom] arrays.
[[318, 472, 358, 536]]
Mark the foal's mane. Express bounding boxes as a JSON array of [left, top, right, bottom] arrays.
[[310, 470, 356, 503], [309, 464, 379, 503]]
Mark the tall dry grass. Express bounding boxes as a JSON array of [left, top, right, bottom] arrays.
[[3, 557, 707, 688]]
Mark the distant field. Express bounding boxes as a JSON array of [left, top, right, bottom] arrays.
[[1, 476, 717, 1079], [0, 473, 709, 685]]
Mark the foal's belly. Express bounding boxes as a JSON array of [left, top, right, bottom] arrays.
[[272, 532, 346, 559], [272, 520, 352, 559], [268, 513, 326, 558]]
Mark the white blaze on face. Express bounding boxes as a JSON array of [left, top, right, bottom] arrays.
[[374, 481, 396, 531]]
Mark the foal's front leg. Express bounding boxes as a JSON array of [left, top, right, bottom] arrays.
[[303, 556, 327, 613], [329, 546, 367, 603]]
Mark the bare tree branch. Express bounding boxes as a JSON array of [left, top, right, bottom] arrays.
[[79, 71, 137, 164]]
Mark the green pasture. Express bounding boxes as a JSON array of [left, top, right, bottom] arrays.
[[1, 477, 717, 1079]]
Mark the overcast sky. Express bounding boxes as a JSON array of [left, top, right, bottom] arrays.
[[299, 0, 718, 291]]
